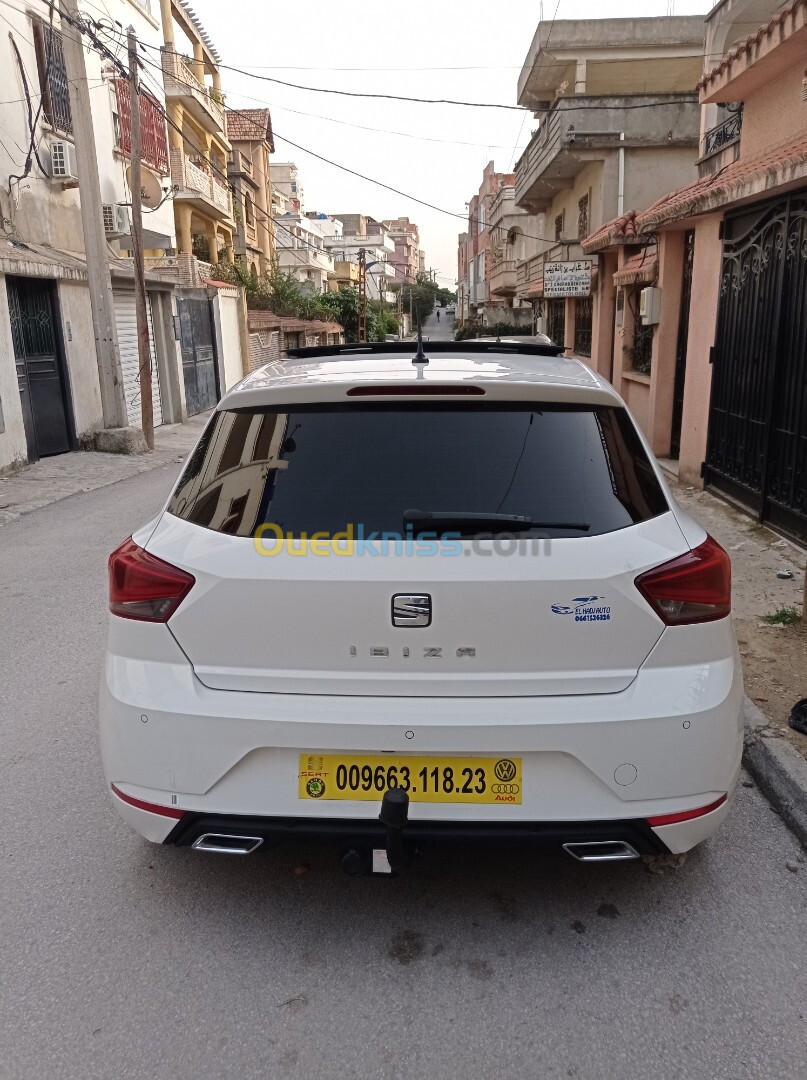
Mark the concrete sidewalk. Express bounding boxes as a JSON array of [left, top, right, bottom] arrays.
[[0, 412, 211, 527]]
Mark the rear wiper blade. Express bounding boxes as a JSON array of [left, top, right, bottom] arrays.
[[403, 509, 590, 531]]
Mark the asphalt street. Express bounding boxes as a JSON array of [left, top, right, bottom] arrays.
[[2, 436, 807, 1080]]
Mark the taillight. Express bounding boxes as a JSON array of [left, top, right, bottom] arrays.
[[635, 535, 731, 625], [108, 537, 195, 622]]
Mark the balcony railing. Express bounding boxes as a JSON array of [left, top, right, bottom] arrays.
[[701, 106, 743, 159], [161, 47, 225, 132], [228, 149, 253, 176], [170, 148, 233, 220], [489, 259, 517, 295]]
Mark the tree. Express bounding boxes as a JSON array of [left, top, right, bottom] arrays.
[[318, 288, 360, 341]]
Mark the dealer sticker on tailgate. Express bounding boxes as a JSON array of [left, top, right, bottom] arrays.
[[299, 754, 522, 804]]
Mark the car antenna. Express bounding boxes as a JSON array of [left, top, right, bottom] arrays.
[[412, 312, 428, 366]]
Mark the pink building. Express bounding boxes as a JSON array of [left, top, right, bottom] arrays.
[[584, 0, 807, 543], [381, 218, 420, 284]]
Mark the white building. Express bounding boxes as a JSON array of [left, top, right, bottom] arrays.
[[271, 163, 304, 213], [0, 0, 183, 469], [0, 0, 249, 471], [324, 215, 397, 302], [274, 213, 333, 293]]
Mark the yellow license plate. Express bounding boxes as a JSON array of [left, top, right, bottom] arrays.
[[298, 754, 522, 805]]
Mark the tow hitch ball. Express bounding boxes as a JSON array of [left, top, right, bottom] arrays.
[[339, 787, 411, 877]]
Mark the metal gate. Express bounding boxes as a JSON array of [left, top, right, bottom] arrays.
[[7, 276, 72, 462], [705, 194, 807, 542], [177, 297, 219, 416]]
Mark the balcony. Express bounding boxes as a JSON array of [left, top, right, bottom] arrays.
[[698, 106, 743, 177], [517, 253, 544, 294], [277, 244, 333, 274], [162, 47, 225, 133], [228, 149, 254, 178], [489, 259, 517, 296], [170, 148, 233, 222], [515, 95, 699, 211]]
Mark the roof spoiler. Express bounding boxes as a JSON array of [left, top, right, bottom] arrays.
[[285, 340, 566, 359]]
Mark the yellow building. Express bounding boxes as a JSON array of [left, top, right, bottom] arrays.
[[159, 0, 235, 267], [226, 109, 275, 274]]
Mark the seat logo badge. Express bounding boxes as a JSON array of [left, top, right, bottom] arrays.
[[392, 593, 432, 628], [494, 758, 517, 783]]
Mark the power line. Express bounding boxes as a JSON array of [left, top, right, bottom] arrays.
[[127, 35, 708, 113], [125, 42, 522, 152], [56, 17, 505, 274]]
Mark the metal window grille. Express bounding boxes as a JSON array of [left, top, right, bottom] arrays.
[[554, 214, 564, 242], [546, 298, 565, 346], [574, 295, 593, 356], [114, 79, 169, 175], [631, 289, 653, 374], [578, 196, 589, 241], [32, 21, 72, 136]]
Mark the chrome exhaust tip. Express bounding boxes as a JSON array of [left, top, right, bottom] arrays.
[[562, 840, 640, 862], [191, 833, 263, 855]]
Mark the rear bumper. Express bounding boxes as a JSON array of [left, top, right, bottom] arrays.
[[165, 811, 670, 856], [100, 620, 743, 855]]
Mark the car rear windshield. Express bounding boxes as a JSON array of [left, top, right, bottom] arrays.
[[167, 404, 668, 539]]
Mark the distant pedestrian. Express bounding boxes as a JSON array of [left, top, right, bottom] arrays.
[[437, 310, 441, 322]]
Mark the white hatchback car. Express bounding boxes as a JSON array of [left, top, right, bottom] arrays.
[[101, 340, 743, 869]]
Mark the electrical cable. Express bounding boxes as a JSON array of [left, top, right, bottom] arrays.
[[7, 0, 55, 193], [53, 13, 457, 287], [129, 37, 705, 114]]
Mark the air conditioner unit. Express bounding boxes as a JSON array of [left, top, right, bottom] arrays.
[[102, 203, 131, 238], [639, 286, 662, 326], [50, 141, 78, 181]]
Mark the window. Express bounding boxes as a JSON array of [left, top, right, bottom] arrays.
[[244, 194, 254, 226], [573, 295, 593, 357], [578, 196, 589, 241], [546, 298, 565, 345], [630, 288, 654, 374], [113, 79, 169, 174], [554, 213, 564, 242], [167, 405, 668, 540], [32, 20, 72, 135]]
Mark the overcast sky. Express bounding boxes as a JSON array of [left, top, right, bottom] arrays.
[[190, 0, 709, 287]]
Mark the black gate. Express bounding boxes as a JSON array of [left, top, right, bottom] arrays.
[[7, 276, 72, 462], [705, 194, 807, 542], [670, 231, 695, 459], [177, 297, 219, 416]]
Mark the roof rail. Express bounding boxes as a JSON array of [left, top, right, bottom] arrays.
[[285, 340, 566, 359]]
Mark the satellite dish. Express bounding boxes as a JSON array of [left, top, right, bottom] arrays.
[[125, 165, 163, 207]]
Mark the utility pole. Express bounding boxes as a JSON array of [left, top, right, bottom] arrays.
[[127, 27, 154, 449], [357, 247, 367, 343], [60, 0, 128, 430]]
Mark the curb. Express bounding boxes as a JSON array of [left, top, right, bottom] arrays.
[[743, 696, 807, 848]]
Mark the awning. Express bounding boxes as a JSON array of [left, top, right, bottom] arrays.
[[613, 251, 658, 286]]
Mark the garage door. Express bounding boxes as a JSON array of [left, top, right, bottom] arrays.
[[114, 291, 163, 428]]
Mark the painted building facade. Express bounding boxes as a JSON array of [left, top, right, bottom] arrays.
[[584, 0, 807, 543], [513, 16, 705, 356]]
